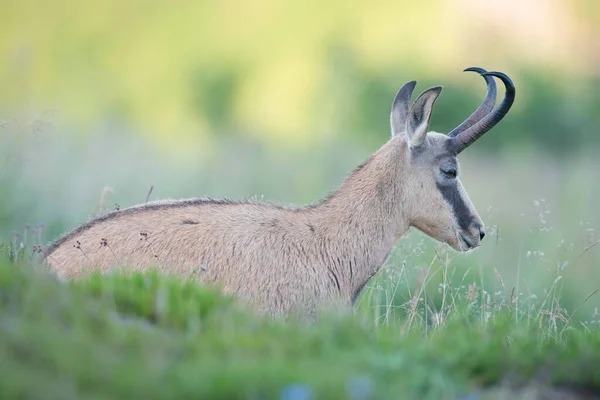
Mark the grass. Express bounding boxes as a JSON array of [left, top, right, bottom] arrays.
[[1, 243, 600, 400]]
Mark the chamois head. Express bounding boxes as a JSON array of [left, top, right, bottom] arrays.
[[390, 67, 515, 251]]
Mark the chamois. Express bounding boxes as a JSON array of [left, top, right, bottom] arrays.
[[44, 67, 515, 317]]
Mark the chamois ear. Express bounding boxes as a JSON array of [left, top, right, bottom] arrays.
[[390, 80, 417, 137], [406, 86, 442, 149]]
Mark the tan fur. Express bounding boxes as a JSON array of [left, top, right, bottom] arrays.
[[44, 76, 502, 317]]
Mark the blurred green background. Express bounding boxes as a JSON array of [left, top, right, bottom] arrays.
[[1, 0, 599, 318]]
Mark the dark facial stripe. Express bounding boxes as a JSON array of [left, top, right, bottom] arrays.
[[436, 182, 472, 232]]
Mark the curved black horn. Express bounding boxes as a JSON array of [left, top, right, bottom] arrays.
[[447, 67, 497, 138], [449, 71, 516, 154]]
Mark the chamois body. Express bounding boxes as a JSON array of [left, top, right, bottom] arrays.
[[46, 142, 412, 315], [44, 67, 515, 317]]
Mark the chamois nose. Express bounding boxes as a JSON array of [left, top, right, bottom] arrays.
[[478, 225, 486, 241], [471, 221, 485, 242]]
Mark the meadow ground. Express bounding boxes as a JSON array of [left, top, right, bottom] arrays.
[[1, 238, 600, 400]]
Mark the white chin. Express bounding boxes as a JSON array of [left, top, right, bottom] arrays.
[[450, 237, 473, 252]]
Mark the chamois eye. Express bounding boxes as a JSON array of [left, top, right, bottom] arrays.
[[442, 168, 457, 179]]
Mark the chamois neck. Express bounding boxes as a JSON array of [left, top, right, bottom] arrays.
[[310, 138, 410, 299], [318, 139, 408, 231]]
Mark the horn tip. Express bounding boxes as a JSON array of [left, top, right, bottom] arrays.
[[464, 66, 487, 74], [481, 71, 516, 92]]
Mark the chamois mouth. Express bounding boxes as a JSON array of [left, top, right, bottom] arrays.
[[458, 232, 476, 251]]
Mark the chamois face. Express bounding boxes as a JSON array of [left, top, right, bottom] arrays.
[[402, 132, 485, 252], [388, 67, 516, 253]]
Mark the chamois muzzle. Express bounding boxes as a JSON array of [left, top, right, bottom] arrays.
[[448, 69, 516, 154]]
